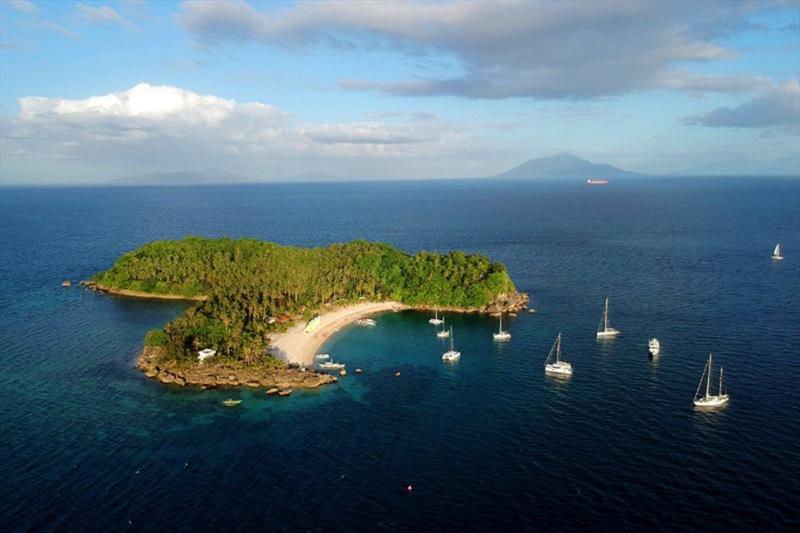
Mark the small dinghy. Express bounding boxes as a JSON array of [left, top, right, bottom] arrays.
[[771, 243, 783, 260], [222, 399, 242, 407]]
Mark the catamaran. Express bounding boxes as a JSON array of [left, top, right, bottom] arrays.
[[693, 353, 729, 409], [596, 297, 620, 339], [429, 309, 444, 326], [492, 314, 511, 341], [772, 243, 783, 260], [357, 318, 376, 327], [544, 333, 572, 376], [648, 338, 660, 356], [442, 327, 461, 362], [436, 319, 450, 339]]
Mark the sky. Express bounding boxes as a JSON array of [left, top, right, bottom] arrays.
[[0, 0, 798, 185]]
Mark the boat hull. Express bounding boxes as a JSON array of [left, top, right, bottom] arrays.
[[429, 319, 443, 325], [693, 395, 730, 408], [442, 350, 461, 362], [545, 363, 573, 376], [596, 328, 620, 339], [493, 332, 511, 341], [772, 255, 783, 260]]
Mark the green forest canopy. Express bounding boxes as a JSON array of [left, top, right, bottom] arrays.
[[94, 237, 517, 364]]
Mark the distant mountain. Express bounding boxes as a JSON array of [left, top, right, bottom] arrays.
[[110, 167, 250, 186], [490, 153, 643, 179], [285, 172, 344, 182]]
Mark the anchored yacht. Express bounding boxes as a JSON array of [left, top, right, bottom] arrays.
[[442, 327, 461, 362], [492, 314, 511, 341], [596, 297, 620, 339], [544, 333, 573, 376], [693, 353, 729, 409]]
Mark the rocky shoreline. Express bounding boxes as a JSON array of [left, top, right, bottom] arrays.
[[138, 346, 337, 391], [81, 281, 207, 302], [411, 291, 529, 315]]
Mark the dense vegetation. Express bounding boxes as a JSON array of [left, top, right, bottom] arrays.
[[95, 237, 516, 364]]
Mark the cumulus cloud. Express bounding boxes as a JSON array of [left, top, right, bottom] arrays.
[[177, 0, 784, 99], [2, 83, 471, 181], [683, 81, 800, 129]]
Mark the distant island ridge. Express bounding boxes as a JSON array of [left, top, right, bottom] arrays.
[[109, 154, 642, 186], [489, 153, 643, 179], [87, 237, 528, 390], [106, 153, 799, 186]]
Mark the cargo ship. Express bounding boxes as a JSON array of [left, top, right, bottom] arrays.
[[586, 178, 608, 185]]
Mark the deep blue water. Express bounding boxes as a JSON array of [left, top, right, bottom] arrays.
[[1, 178, 799, 531]]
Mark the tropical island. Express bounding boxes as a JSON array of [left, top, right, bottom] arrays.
[[88, 237, 528, 391]]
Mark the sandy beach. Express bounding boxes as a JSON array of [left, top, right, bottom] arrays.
[[268, 301, 406, 366]]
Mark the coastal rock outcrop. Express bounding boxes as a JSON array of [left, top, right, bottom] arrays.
[[138, 346, 337, 391]]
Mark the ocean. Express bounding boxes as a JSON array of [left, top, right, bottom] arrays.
[[1, 178, 798, 531]]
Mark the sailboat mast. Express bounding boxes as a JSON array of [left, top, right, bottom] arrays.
[[450, 327, 454, 351], [706, 354, 712, 398], [604, 298, 609, 331], [719, 367, 724, 396], [556, 333, 561, 362], [499, 314, 502, 333]]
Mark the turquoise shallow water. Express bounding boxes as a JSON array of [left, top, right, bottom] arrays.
[[1, 178, 799, 531]]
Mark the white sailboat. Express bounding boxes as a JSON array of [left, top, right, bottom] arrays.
[[693, 353, 729, 409], [771, 243, 783, 260], [436, 319, 450, 339], [544, 333, 573, 376], [596, 297, 620, 339], [442, 327, 461, 362], [492, 314, 511, 341], [429, 309, 444, 326], [648, 338, 660, 356]]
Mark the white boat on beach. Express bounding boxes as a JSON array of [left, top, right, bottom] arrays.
[[492, 314, 511, 341], [596, 297, 620, 339], [648, 338, 660, 356], [319, 361, 346, 371], [315, 353, 330, 360], [442, 327, 461, 362], [693, 353, 729, 409], [544, 333, 573, 377], [429, 309, 444, 326], [357, 318, 377, 327], [771, 243, 783, 260], [304, 315, 321, 334]]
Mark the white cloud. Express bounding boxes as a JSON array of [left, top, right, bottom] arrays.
[[2, 83, 473, 182], [177, 0, 790, 99]]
